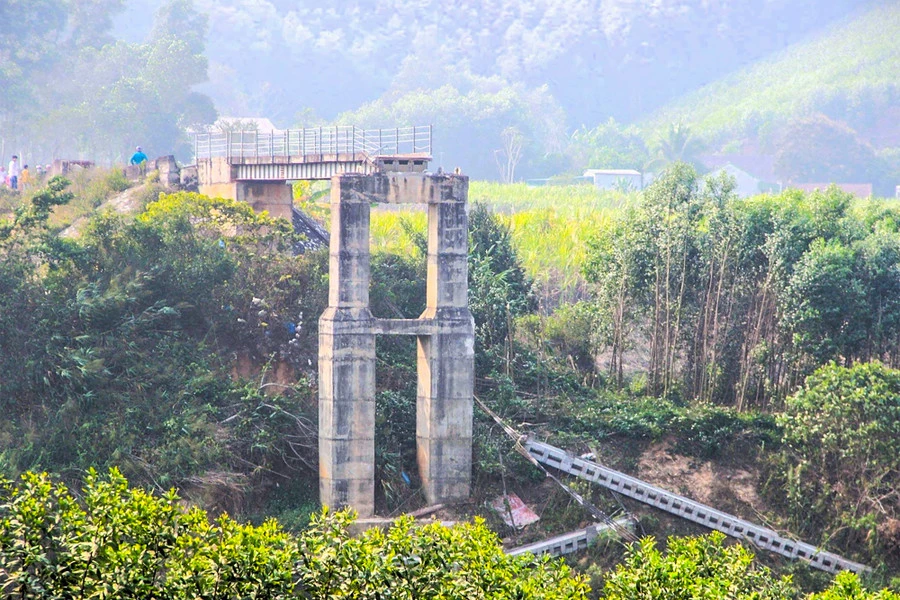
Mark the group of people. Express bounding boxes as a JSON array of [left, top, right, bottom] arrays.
[[1, 145, 149, 192], [2, 155, 52, 192]]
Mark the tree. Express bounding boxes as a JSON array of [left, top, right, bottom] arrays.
[[779, 238, 868, 368], [468, 203, 535, 374], [495, 126, 525, 183], [770, 362, 900, 565], [0, 0, 69, 147], [3, 0, 215, 163], [653, 122, 704, 169], [602, 532, 899, 599], [585, 163, 707, 396], [338, 76, 567, 180], [298, 510, 589, 599], [810, 572, 900, 600], [64, 0, 124, 50], [0, 183, 326, 490], [150, 0, 208, 55], [570, 118, 651, 172]]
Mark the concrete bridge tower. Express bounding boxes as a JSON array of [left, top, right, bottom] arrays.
[[318, 173, 474, 517]]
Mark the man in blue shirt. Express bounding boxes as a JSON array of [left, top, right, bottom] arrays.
[[130, 146, 148, 174]]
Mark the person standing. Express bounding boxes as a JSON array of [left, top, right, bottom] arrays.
[[20, 164, 30, 191], [130, 146, 148, 175], [8, 155, 20, 190]]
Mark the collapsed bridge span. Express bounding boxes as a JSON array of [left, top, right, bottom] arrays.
[[523, 438, 871, 575]]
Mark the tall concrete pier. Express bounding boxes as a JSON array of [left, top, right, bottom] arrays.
[[318, 173, 474, 517]]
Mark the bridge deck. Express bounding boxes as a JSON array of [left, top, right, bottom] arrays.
[[194, 126, 431, 180]]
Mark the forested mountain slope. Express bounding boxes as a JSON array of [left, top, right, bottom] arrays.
[[644, 1, 900, 149], [112, 0, 860, 126]]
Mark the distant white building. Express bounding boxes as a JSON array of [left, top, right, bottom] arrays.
[[700, 155, 782, 198], [583, 169, 645, 191], [213, 117, 281, 132], [713, 164, 766, 198]]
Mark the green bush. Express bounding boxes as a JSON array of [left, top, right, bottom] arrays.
[[555, 392, 778, 460], [601, 532, 796, 599], [600, 532, 898, 600], [809, 572, 900, 600], [768, 362, 900, 567], [0, 469, 298, 599], [0, 184, 326, 492], [0, 469, 590, 599]]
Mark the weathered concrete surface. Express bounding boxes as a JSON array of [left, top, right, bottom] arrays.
[[418, 187, 474, 504], [197, 157, 293, 219], [197, 156, 234, 186], [236, 181, 293, 219], [319, 176, 376, 516], [197, 181, 293, 219], [318, 172, 474, 515]]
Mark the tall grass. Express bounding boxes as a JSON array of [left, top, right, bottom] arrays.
[[369, 182, 631, 305], [0, 167, 141, 230], [468, 181, 622, 212]]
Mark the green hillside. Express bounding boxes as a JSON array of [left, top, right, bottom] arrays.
[[644, 1, 900, 147]]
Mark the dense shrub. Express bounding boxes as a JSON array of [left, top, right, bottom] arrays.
[[599, 532, 898, 600], [0, 469, 590, 599], [0, 184, 325, 492], [768, 362, 900, 567], [584, 167, 900, 408], [601, 532, 796, 599]]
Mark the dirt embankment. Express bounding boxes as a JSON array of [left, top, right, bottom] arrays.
[[636, 438, 768, 521], [60, 183, 158, 239]]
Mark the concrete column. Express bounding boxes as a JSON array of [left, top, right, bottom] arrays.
[[319, 174, 376, 517], [236, 181, 293, 219], [197, 158, 292, 219], [417, 175, 475, 504], [197, 181, 293, 219]]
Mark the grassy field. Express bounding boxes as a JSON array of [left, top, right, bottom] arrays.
[[370, 182, 630, 305], [643, 2, 900, 144]]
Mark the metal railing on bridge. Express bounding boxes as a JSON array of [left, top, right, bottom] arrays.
[[194, 126, 432, 161]]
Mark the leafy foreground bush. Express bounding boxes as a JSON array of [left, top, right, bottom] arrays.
[[768, 361, 900, 569], [0, 469, 589, 599], [602, 532, 795, 600], [601, 532, 898, 600]]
